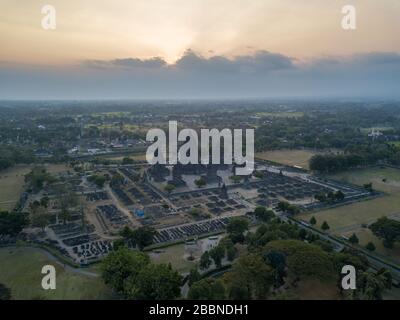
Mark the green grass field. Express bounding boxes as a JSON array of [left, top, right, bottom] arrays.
[[0, 165, 32, 211], [0, 164, 69, 211], [149, 243, 197, 274], [298, 166, 400, 263], [256, 149, 318, 169], [0, 247, 112, 300]]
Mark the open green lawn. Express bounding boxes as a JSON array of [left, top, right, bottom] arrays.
[[298, 166, 400, 263], [0, 165, 32, 211], [42, 163, 70, 174], [0, 164, 69, 211], [256, 149, 319, 170], [149, 243, 197, 274], [0, 247, 112, 300]]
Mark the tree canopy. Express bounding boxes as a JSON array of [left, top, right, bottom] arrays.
[[0, 211, 29, 236], [369, 217, 400, 248], [101, 247, 182, 300], [188, 278, 225, 300]]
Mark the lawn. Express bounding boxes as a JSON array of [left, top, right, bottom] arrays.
[[43, 163, 70, 174], [0, 165, 32, 211], [149, 243, 197, 274], [0, 164, 69, 211], [298, 166, 400, 263], [256, 149, 318, 169], [0, 247, 112, 300]]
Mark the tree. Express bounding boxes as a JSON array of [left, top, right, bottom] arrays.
[[226, 245, 237, 262], [0, 211, 29, 236], [254, 207, 274, 222], [134, 227, 156, 250], [29, 201, 41, 215], [24, 167, 56, 192], [122, 157, 134, 165], [119, 226, 156, 250], [366, 242, 376, 252], [209, 245, 225, 268], [277, 201, 300, 214], [93, 175, 106, 188], [188, 278, 225, 300], [349, 233, 359, 244], [101, 247, 150, 294], [314, 192, 327, 202], [298, 228, 307, 240], [224, 253, 273, 299], [188, 268, 202, 286], [277, 201, 291, 212], [355, 269, 391, 300], [226, 217, 249, 243], [199, 251, 212, 270], [119, 225, 136, 248], [40, 196, 50, 208], [0, 283, 11, 300], [310, 216, 317, 225], [264, 250, 286, 287], [164, 184, 175, 193], [189, 208, 202, 220], [321, 221, 330, 231], [253, 171, 264, 179], [132, 263, 182, 300], [110, 173, 124, 186], [59, 208, 71, 225], [55, 187, 78, 225], [309, 153, 365, 173], [31, 212, 52, 232], [335, 190, 345, 201], [363, 183, 373, 192], [229, 175, 242, 184], [314, 240, 334, 252], [112, 238, 127, 251], [101, 247, 182, 299], [194, 178, 206, 188], [369, 217, 400, 248], [264, 240, 335, 281]]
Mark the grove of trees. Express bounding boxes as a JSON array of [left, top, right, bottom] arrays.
[[101, 247, 182, 299]]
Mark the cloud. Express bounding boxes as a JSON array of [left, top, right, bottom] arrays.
[[350, 52, 400, 65], [83, 57, 167, 69], [174, 49, 295, 74], [0, 51, 399, 99], [82, 50, 295, 74]]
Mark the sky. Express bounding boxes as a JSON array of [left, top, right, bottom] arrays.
[[0, 0, 399, 99]]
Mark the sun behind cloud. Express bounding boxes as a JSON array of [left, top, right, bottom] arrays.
[[0, 0, 399, 65]]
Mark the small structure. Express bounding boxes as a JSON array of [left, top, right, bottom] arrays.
[[135, 209, 145, 218]]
